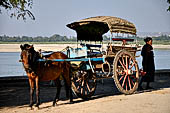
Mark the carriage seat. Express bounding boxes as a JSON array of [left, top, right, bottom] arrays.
[[80, 43, 102, 48], [84, 44, 102, 57], [112, 38, 134, 42], [85, 44, 102, 49], [112, 38, 134, 45]]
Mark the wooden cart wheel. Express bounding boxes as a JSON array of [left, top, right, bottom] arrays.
[[113, 50, 139, 94], [71, 69, 97, 99]]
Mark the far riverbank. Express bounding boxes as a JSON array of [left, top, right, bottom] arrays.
[[0, 44, 170, 52]]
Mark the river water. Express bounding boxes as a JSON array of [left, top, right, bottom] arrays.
[[0, 49, 170, 77]]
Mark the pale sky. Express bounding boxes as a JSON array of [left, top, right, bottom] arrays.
[[0, 0, 170, 37]]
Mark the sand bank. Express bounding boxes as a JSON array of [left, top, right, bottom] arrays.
[[0, 44, 170, 52]]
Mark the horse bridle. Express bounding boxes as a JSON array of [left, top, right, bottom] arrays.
[[20, 49, 34, 73]]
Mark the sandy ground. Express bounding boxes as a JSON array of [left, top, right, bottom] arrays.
[[0, 75, 170, 113], [0, 44, 170, 52], [0, 44, 77, 52]]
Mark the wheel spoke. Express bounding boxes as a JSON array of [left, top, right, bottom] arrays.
[[129, 62, 135, 70], [130, 77, 135, 86], [116, 69, 125, 75], [130, 74, 137, 80], [128, 76, 132, 90], [122, 75, 127, 88], [125, 56, 129, 69], [86, 80, 91, 92], [122, 55, 125, 67], [81, 87, 83, 94], [119, 75, 124, 81], [126, 80, 128, 91], [77, 85, 80, 90], [129, 57, 132, 66], [81, 80, 85, 94], [118, 59, 126, 70], [85, 85, 87, 95], [129, 74, 137, 85]]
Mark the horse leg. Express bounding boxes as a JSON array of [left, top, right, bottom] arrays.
[[63, 69, 73, 103], [53, 78, 61, 106], [62, 74, 69, 99], [35, 77, 40, 108], [28, 78, 35, 108]]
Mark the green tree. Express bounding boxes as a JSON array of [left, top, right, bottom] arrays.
[[168, 0, 170, 11], [0, 0, 35, 20]]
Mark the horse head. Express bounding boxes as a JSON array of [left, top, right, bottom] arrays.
[[20, 44, 39, 73]]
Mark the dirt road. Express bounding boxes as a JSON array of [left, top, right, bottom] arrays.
[[0, 75, 170, 113]]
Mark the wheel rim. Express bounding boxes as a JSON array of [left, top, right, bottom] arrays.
[[113, 50, 139, 94]]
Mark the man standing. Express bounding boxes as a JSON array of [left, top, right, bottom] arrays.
[[139, 37, 155, 90]]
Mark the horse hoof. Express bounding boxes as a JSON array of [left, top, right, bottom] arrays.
[[53, 102, 58, 107], [27, 107, 33, 110], [53, 103, 55, 107], [69, 101, 74, 104]]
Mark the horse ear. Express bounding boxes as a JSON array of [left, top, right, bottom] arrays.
[[30, 45, 34, 48], [29, 45, 34, 49], [20, 45, 24, 50]]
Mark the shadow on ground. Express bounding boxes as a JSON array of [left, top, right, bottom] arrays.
[[0, 75, 170, 109]]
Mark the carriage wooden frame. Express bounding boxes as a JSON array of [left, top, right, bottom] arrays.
[[39, 16, 140, 99]]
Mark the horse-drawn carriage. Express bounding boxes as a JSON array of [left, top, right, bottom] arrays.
[[64, 16, 140, 99], [20, 16, 141, 108]]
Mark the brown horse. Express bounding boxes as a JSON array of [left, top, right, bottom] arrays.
[[20, 44, 73, 109]]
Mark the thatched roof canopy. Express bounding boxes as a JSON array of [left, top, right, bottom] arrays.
[[67, 16, 136, 41]]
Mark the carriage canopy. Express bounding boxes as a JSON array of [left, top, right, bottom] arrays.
[[67, 16, 136, 41]]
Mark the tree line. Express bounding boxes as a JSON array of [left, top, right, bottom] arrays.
[[0, 34, 76, 42], [137, 35, 170, 45], [0, 34, 170, 44]]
